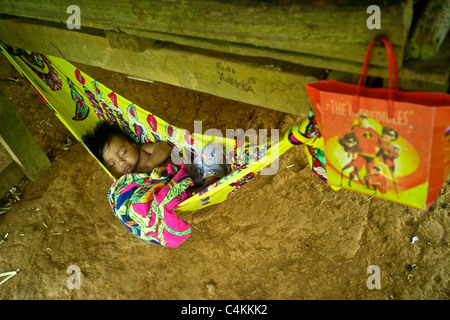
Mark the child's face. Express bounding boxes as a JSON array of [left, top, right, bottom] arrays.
[[102, 135, 140, 178]]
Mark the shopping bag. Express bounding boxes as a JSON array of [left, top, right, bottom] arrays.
[[305, 37, 450, 209]]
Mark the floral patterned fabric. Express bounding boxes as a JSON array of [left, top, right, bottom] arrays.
[[107, 164, 193, 247]]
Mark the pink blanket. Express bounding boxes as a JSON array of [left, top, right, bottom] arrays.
[[107, 164, 193, 247]]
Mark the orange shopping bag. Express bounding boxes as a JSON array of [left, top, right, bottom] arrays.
[[305, 37, 450, 209]]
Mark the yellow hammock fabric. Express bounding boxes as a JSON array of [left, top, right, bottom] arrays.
[[0, 42, 330, 212]]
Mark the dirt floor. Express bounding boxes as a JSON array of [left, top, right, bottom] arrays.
[[0, 53, 448, 300]]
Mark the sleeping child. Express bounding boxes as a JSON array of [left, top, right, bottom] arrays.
[[83, 121, 229, 247], [83, 121, 228, 194]]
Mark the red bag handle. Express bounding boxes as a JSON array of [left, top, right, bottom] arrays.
[[353, 37, 399, 118]]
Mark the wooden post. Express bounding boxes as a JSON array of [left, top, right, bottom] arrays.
[[0, 88, 51, 181], [0, 160, 24, 200], [405, 0, 450, 60]]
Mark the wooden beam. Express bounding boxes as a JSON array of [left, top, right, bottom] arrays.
[[0, 0, 413, 67], [1, 15, 447, 86], [0, 17, 323, 116], [0, 88, 51, 181], [1, 16, 448, 117]]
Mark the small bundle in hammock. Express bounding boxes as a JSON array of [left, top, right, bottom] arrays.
[[0, 42, 330, 247], [108, 164, 194, 247]]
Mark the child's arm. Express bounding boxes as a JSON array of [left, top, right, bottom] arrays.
[[140, 142, 174, 170]]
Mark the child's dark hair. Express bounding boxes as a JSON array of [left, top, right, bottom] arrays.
[[83, 121, 133, 163]]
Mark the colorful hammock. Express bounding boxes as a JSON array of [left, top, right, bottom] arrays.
[[0, 42, 332, 213]]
